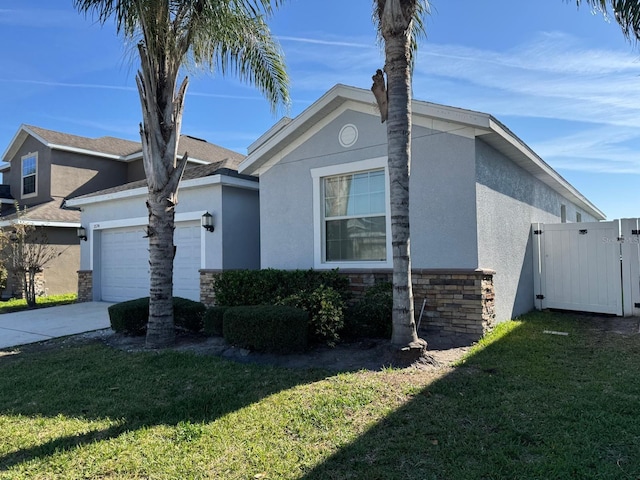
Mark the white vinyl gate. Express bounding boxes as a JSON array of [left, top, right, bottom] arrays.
[[533, 218, 640, 316]]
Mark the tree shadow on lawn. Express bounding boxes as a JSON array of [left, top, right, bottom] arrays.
[[300, 312, 640, 479], [0, 338, 330, 471]]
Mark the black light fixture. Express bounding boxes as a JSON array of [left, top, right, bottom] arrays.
[[77, 226, 87, 241], [201, 212, 214, 232]]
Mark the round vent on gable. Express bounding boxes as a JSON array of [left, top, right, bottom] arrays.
[[338, 124, 358, 148]]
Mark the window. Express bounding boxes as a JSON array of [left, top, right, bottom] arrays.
[[576, 212, 582, 223], [21, 153, 37, 197], [324, 169, 386, 261], [312, 157, 391, 268], [560, 204, 567, 223]]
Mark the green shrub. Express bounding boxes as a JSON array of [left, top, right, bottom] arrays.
[[223, 305, 308, 353], [173, 297, 207, 333], [108, 297, 206, 335], [203, 306, 229, 337], [278, 285, 345, 346], [345, 282, 393, 339], [212, 269, 350, 307], [108, 297, 149, 335]]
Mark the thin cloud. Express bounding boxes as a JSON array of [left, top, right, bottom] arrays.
[[278, 35, 373, 49]]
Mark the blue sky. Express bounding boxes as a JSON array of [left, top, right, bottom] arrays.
[[1, 0, 639, 219]]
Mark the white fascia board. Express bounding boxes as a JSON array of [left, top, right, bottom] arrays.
[[0, 220, 80, 228], [121, 152, 209, 165], [0, 198, 14, 204], [47, 144, 127, 161], [90, 211, 206, 231], [1, 126, 34, 162], [0, 163, 10, 172], [488, 118, 606, 220], [67, 173, 258, 207]]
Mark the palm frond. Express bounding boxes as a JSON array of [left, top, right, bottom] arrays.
[[574, 0, 640, 41]]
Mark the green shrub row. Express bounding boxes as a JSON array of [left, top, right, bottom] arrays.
[[222, 305, 308, 353], [212, 269, 349, 346], [212, 269, 350, 306], [108, 297, 206, 335]]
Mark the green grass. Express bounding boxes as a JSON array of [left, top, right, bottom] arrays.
[[0, 294, 77, 314], [0, 310, 639, 479]]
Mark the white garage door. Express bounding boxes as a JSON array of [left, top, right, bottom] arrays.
[[100, 222, 201, 302]]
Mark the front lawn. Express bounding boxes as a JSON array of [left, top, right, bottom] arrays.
[[0, 311, 638, 479], [0, 294, 77, 314]]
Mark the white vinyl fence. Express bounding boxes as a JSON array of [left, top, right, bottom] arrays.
[[533, 218, 640, 317]]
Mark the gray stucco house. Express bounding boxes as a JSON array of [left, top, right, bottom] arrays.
[[239, 84, 605, 339]]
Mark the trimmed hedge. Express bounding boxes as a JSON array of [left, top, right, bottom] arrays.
[[212, 269, 350, 306], [223, 305, 308, 353], [108, 297, 206, 335], [211, 269, 349, 346], [203, 306, 229, 337]]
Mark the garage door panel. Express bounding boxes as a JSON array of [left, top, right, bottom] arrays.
[[100, 222, 200, 302]]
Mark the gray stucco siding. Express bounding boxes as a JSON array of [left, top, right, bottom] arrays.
[[409, 126, 478, 269], [221, 185, 260, 270], [475, 139, 597, 322], [260, 109, 481, 270], [7, 136, 52, 204]]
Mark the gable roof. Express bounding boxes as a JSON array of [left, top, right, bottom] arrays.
[[1, 124, 245, 169], [239, 84, 605, 221]]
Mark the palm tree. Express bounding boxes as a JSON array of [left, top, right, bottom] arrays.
[[571, 1, 640, 40], [74, 0, 289, 348], [372, 0, 428, 353]]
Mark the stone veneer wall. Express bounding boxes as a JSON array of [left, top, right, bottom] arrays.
[[199, 268, 496, 340], [77, 270, 93, 302], [200, 269, 223, 306], [342, 269, 496, 340]]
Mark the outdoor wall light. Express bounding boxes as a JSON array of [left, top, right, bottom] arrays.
[[77, 226, 87, 241], [201, 212, 214, 232]]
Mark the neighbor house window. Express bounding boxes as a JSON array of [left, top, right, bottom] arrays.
[[21, 153, 37, 197], [560, 204, 567, 223], [311, 157, 391, 268], [576, 212, 582, 223]]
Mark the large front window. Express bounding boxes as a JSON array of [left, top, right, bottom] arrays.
[[21, 154, 37, 197], [323, 169, 387, 262]]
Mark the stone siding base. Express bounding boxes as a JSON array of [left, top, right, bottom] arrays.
[[342, 268, 496, 341], [200, 269, 223, 307], [198, 268, 496, 341], [77, 270, 93, 302]]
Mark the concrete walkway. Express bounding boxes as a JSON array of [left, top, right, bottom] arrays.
[[0, 302, 113, 349]]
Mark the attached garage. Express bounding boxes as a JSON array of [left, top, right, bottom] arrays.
[[66, 164, 261, 305], [99, 221, 202, 302]]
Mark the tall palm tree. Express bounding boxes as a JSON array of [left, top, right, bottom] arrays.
[[74, 0, 289, 348], [572, 1, 640, 40], [372, 0, 428, 352]]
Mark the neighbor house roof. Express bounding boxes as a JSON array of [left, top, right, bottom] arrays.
[[239, 84, 606, 221], [0, 197, 81, 227], [0, 124, 245, 170], [65, 162, 258, 208]]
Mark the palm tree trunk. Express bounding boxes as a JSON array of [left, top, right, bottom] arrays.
[[384, 19, 419, 348], [145, 191, 177, 348]]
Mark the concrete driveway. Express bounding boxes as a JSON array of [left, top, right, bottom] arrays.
[[0, 302, 113, 349]]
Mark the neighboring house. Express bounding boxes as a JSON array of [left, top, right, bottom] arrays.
[[0, 124, 244, 298], [65, 164, 260, 304], [238, 84, 606, 341]]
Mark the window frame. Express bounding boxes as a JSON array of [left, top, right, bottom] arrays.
[[311, 157, 392, 269], [21, 152, 38, 198]]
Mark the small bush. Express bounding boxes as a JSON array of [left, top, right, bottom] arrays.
[[173, 298, 207, 333], [203, 306, 229, 337], [223, 305, 308, 353], [108, 297, 149, 335], [278, 285, 345, 346], [108, 297, 206, 335], [345, 282, 393, 339]]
